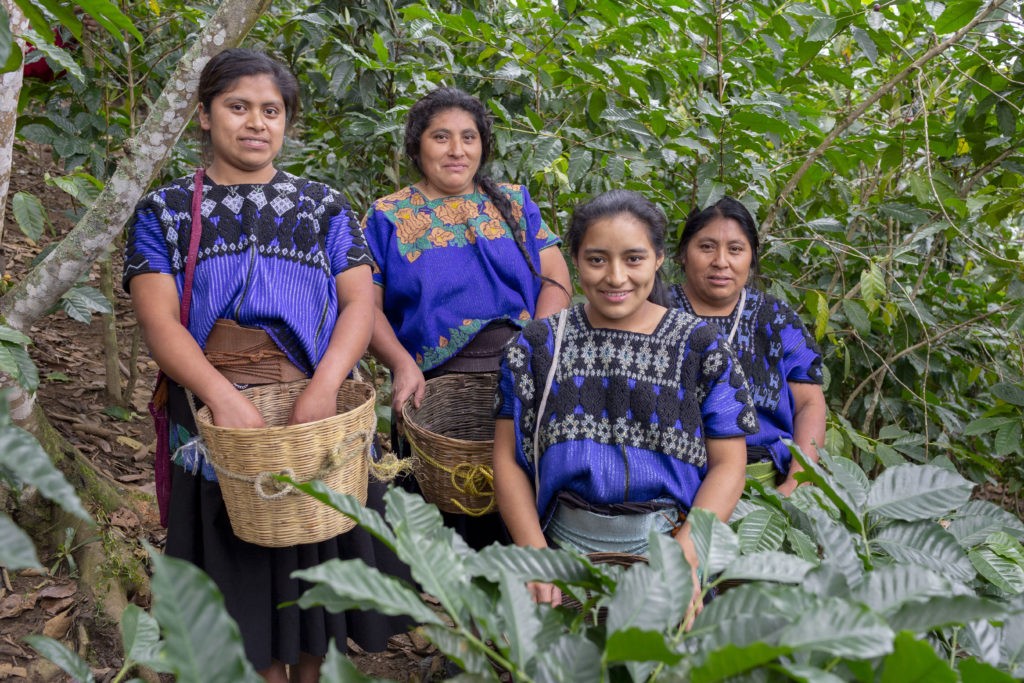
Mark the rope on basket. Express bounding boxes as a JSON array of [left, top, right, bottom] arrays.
[[208, 429, 375, 501], [407, 438, 496, 516]]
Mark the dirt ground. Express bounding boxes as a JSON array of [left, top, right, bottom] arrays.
[[0, 144, 432, 682]]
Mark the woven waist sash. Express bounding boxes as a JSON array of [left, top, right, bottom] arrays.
[[204, 319, 306, 386]]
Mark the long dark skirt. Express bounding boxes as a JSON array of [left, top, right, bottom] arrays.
[[163, 383, 410, 671]]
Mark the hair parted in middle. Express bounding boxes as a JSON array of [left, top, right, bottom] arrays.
[[676, 196, 762, 279]]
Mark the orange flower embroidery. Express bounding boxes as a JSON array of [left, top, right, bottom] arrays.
[[462, 319, 473, 326], [410, 192, 425, 206], [536, 228, 550, 241], [518, 310, 531, 320], [389, 187, 413, 202], [438, 336, 449, 348], [482, 201, 502, 222], [464, 226, 477, 244], [406, 249, 422, 263], [428, 228, 455, 247], [435, 198, 479, 225], [510, 200, 523, 225], [395, 208, 431, 244], [480, 218, 506, 241]]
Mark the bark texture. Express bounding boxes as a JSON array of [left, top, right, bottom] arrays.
[[0, 0, 29, 269]]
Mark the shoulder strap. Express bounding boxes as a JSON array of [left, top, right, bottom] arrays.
[[179, 168, 205, 326], [533, 308, 569, 499]]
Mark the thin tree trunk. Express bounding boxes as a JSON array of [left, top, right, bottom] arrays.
[[99, 256, 123, 404], [0, 0, 29, 274]]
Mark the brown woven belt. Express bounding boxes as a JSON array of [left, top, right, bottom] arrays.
[[204, 319, 306, 386]]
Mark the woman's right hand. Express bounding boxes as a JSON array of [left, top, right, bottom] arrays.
[[391, 358, 426, 419], [528, 581, 562, 606], [208, 389, 266, 429]]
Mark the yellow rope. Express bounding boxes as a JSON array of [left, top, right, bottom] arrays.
[[407, 437, 496, 516]]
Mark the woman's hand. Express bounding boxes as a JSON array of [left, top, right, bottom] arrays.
[[391, 357, 426, 418], [528, 581, 562, 606], [675, 528, 703, 629], [289, 382, 339, 425], [208, 388, 266, 429]]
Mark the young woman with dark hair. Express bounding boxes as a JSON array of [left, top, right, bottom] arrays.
[[671, 196, 827, 495], [493, 189, 756, 611], [362, 86, 572, 550]]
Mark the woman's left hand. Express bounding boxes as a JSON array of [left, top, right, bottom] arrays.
[[289, 382, 339, 425]]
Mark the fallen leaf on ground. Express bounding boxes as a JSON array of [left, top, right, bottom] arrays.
[[0, 594, 37, 620], [109, 507, 140, 529], [42, 608, 74, 638]]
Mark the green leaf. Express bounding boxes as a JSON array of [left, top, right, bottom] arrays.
[[371, 32, 389, 62], [289, 480, 397, 549], [808, 16, 836, 41], [0, 5, 17, 74], [699, 583, 796, 647], [867, 464, 974, 521], [295, 559, 444, 625], [60, 286, 112, 323], [964, 416, 1017, 436], [0, 513, 41, 570], [888, 595, 1008, 633], [0, 325, 31, 346], [720, 551, 815, 584], [851, 26, 878, 66], [880, 631, 957, 683], [0, 421, 90, 522], [991, 382, 1024, 407], [23, 635, 94, 683], [969, 548, 1024, 594], [738, 508, 787, 553], [787, 526, 819, 563], [688, 507, 739, 575], [956, 658, 1019, 683], [641, 532, 692, 628], [843, 298, 872, 336], [860, 263, 886, 313], [121, 604, 172, 672], [320, 640, 387, 682], [873, 522, 975, 583], [0, 343, 40, 391], [74, 0, 145, 42], [995, 422, 1022, 457], [850, 564, 950, 615], [985, 531, 1024, 564], [789, 445, 865, 533], [12, 192, 47, 242], [692, 641, 791, 683], [533, 633, 603, 682], [420, 623, 491, 678], [605, 555, 686, 635], [604, 627, 683, 665], [934, 0, 983, 35], [149, 549, 261, 682], [950, 500, 1024, 545], [495, 572, 541, 670], [470, 544, 596, 587], [782, 598, 894, 658]]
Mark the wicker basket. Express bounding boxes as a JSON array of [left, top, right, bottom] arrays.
[[402, 373, 497, 516], [561, 552, 647, 624], [194, 379, 374, 547]]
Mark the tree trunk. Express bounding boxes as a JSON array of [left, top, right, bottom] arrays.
[[0, 0, 272, 337], [0, 0, 29, 274]]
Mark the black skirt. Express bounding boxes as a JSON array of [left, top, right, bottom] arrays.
[[163, 383, 410, 670]]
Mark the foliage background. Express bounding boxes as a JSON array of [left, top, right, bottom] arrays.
[[3, 0, 1022, 481]]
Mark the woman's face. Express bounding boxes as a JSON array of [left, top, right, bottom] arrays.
[[573, 212, 665, 332], [416, 107, 482, 198], [199, 73, 285, 184], [680, 216, 753, 315]]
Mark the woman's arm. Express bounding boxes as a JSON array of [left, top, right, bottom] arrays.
[[535, 246, 572, 319], [493, 418, 560, 604], [776, 382, 827, 496], [130, 273, 264, 428], [367, 287, 426, 417], [290, 265, 375, 425]]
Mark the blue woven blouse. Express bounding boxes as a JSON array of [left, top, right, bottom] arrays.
[[495, 305, 758, 524]]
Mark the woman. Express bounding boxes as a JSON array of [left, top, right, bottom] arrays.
[[124, 49, 403, 681], [493, 190, 756, 607], [362, 87, 571, 549], [670, 197, 827, 496]]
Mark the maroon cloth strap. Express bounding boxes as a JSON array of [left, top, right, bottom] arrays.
[[179, 167, 205, 326]]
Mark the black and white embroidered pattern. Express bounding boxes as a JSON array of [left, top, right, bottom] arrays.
[[506, 305, 757, 468]]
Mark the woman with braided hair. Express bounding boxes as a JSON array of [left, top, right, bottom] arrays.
[[363, 86, 571, 549]]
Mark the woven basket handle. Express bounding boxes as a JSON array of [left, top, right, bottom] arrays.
[[533, 309, 568, 502]]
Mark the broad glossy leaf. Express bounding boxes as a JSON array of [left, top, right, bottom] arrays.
[[787, 526, 819, 563], [0, 343, 39, 391], [60, 286, 112, 324], [782, 599, 894, 658], [0, 6, 14, 74], [494, 572, 541, 670], [292, 480, 397, 549], [532, 633, 602, 682], [986, 531, 1024, 564], [605, 560, 683, 635], [964, 416, 1017, 436], [604, 628, 683, 665], [860, 263, 886, 312], [873, 522, 974, 582], [294, 559, 445, 625], [0, 514, 40, 570], [0, 325, 31, 346], [850, 564, 950, 614], [969, 548, 1024, 594], [830, 453, 870, 510], [949, 500, 1024, 546], [805, 506, 864, 584], [843, 298, 872, 336], [643, 532, 692, 629], [420, 623, 492, 678], [961, 619, 1002, 666], [851, 26, 878, 65], [120, 604, 171, 672], [698, 583, 798, 648], [720, 551, 815, 584], [469, 544, 594, 587], [320, 640, 385, 682], [687, 507, 739, 575], [12, 192, 46, 241], [888, 595, 1008, 633], [789, 445, 864, 532], [879, 631, 956, 683], [992, 382, 1024, 407], [149, 550, 261, 682], [23, 635, 94, 683], [956, 659, 1019, 683], [0, 423, 89, 521], [691, 641, 791, 683], [867, 464, 974, 521], [934, 0, 983, 34], [738, 508, 787, 553]]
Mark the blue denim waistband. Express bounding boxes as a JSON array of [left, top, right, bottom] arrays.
[[547, 499, 681, 556]]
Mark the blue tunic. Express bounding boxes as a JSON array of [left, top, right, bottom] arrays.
[[495, 305, 758, 524], [123, 170, 373, 375], [361, 184, 560, 371], [670, 285, 824, 474]]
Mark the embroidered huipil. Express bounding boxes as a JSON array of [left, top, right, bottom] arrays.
[[361, 184, 560, 371], [670, 285, 823, 474], [495, 305, 758, 524], [123, 170, 374, 375]]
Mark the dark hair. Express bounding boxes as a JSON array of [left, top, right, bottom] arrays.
[[675, 196, 761, 278], [404, 87, 568, 303], [197, 48, 300, 164], [567, 190, 671, 307]]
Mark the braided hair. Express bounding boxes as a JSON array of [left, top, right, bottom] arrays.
[[405, 88, 567, 300]]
